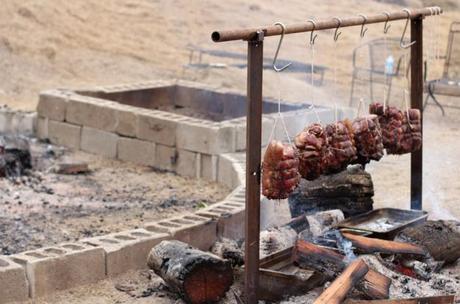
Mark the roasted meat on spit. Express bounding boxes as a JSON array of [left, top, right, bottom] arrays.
[[294, 123, 327, 180], [323, 120, 357, 174], [262, 140, 300, 200], [401, 108, 422, 153], [369, 102, 422, 154], [351, 115, 384, 165]]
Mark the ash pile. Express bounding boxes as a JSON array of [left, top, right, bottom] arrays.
[[0, 135, 32, 179]]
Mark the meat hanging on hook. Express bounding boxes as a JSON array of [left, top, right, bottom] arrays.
[[351, 114, 384, 165], [294, 123, 327, 180], [262, 22, 300, 200], [323, 119, 357, 174], [369, 102, 421, 154], [262, 141, 300, 200]]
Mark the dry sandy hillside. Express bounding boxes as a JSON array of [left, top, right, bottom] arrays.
[[0, 0, 458, 111], [1, 0, 460, 220]]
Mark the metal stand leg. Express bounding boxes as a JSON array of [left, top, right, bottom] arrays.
[[245, 31, 264, 304], [410, 18, 423, 210]]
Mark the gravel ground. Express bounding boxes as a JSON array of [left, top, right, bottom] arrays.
[[0, 139, 229, 255]]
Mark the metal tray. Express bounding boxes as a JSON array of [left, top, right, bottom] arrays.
[[337, 208, 428, 239]]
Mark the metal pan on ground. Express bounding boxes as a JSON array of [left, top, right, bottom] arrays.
[[337, 208, 428, 239]]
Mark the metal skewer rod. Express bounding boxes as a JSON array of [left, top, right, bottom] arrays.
[[212, 6, 441, 42]]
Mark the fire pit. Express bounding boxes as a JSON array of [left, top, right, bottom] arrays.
[[36, 80, 338, 182]]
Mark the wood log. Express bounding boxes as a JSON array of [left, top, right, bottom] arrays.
[[314, 259, 369, 304], [289, 165, 374, 218], [344, 295, 456, 304], [147, 240, 233, 304], [341, 232, 427, 256], [259, 210, 344, 257], [259, 268, 325, 302], [293, 240, 391, 299], [396, 220, 460, 264]]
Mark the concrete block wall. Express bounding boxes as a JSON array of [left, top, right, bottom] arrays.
[[144, 214, 218, 251], [36, 85, 243, 182], [10, 243, 106, 299], [81, 229, 169, 277], [0, 256, 29, 303], [0, 107, 36, 135]]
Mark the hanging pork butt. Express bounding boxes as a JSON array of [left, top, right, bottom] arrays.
[[369, 102, 422, 154], [262, 140, 300, 200], [352, 115, 384, 165], [294, 123, 327, 180], [323, 120, 357, 174]]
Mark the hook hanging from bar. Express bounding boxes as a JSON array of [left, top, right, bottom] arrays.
[[400, 8, 416, 48], [358, 14, 368, 38], [383, 11, 391, 34], [307, 19, 318, 45], [333, 17, 342, 41], [272, 22, 292, 72]]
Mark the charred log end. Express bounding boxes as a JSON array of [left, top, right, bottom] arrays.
[[183, 263, 234, 304], [148, 240, 234, 304]]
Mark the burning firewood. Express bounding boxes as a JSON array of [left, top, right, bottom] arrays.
[[313, 259, 369, 304], [262, 140, 300, 200], [147, 240, 233, 304], [344, 295, 456, 304], [341, 232, 427, 257], [395, 220, 460, 264], [258, 210, 344, 258], [293, 240, 391, 299]]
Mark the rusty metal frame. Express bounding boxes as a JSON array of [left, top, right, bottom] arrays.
[[212, 7, 441, 303]]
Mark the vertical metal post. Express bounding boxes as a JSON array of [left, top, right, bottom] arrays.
[[410, 17, 423, 210], [245, 30, 264, 304]]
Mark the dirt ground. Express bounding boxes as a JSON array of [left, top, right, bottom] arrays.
[[0, 140, 228, 255]]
